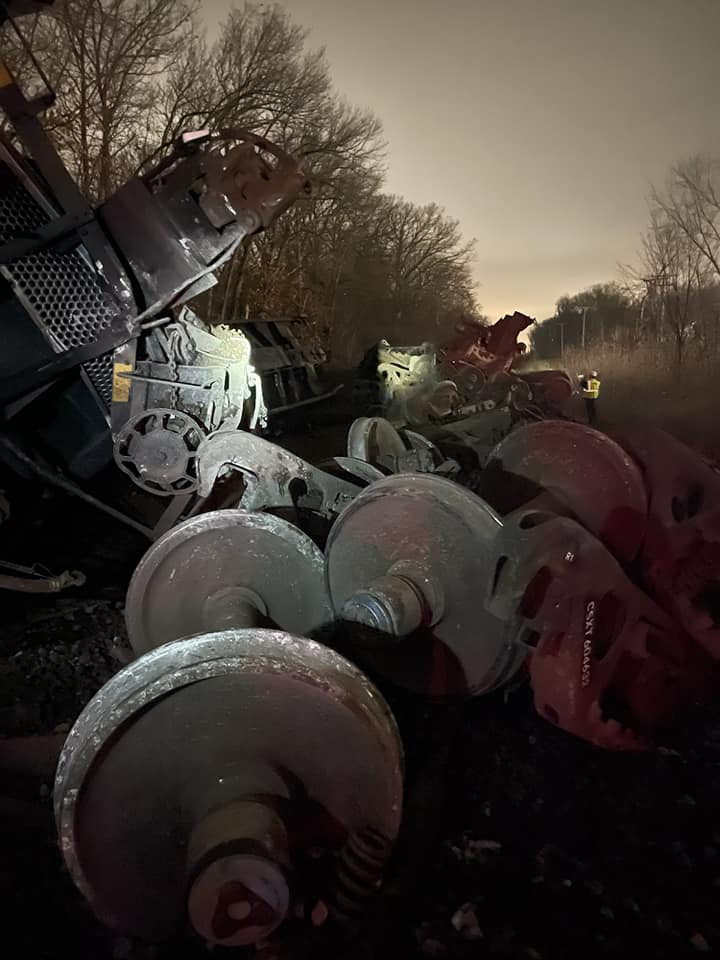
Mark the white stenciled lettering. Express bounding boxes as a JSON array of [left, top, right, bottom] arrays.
[[581, 600, 596, 688]]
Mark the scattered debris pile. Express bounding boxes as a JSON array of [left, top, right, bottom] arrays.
[[1, 5, 720, 960], [355, 312, 574, 427], [24, 410, 720, 955]]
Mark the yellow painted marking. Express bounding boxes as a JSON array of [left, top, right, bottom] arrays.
[[0, 62, 14, 88], [112, 363, 133, 403]]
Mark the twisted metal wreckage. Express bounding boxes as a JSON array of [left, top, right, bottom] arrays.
[[1, 1, 720, 952], [355, 309, 574, 425]]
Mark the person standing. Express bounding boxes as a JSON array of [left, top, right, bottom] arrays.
[[581, 370, 601, 425]]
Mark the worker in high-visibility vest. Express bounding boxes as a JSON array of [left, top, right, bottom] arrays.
[[581, 370, 601, 425]]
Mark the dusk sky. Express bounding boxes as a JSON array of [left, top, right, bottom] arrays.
[[205, 0, 720, 321]]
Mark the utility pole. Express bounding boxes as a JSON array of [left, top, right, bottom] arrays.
[[581, 306, 587, 353], [559, 322, 565, 360]]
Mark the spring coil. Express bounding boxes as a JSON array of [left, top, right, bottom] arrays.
[[330, 826, 392, 921]]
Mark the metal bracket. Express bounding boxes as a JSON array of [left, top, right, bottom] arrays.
[[196, 429, 362, 519]]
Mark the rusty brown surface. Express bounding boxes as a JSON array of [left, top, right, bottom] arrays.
[[201, 129, 309, 232], [616, 426, 720, 661], [442, 312, 533, 381], [491, 510, 715, 749]]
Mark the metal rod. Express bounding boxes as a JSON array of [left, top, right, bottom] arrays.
[[121, 372, 216, 391], [0, 570, 83, 593], [4, 11, 55, 107], [0, 436, 154, 539], [151, 492, 195, 540], [267, 383, 344, 416], [203, 587, 265, 630]]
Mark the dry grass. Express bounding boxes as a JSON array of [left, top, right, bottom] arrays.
[[536, 345, 720, 457]]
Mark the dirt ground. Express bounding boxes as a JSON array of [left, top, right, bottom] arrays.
[[2, 412, 720, 959]]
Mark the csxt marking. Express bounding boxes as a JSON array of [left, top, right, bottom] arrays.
[[581, 600, 596, 688]]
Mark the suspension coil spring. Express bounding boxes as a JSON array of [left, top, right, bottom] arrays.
[[330, 827, 392, 921]]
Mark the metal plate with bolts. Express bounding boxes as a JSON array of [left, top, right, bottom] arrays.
[[481, 420, 648, 564], [325, 473, 526, 699], [114, 407, 206, 496], [126, 510, 331, 656], [54, 629, 403, 947]]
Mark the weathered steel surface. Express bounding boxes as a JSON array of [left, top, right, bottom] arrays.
[[483, 420, 648, 564], [326, 473, 526, 699], [113, 407, 205, 496], [54, 629, 403, 945], [347, 417, 441, 474], [126, 510, 331, 654], [196, 429, 361, 518]]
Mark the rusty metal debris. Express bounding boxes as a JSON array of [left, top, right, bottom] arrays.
[[488, 507, 713, 749], [54, 628, 403, 947], [0, 562, 85, 593], [241, 315, 338, 417], [114, 407, 206, 497], [355, 340, 458, 424], [0, 51, 316, 527], [356, 313, 574, 427], [440, 312, 573, 416], [112, 413, 720, 756], [616, 426, 720, 659], [199, 128, 309, 232], [3, 4, 720, 942], [7, 358, 720, 953]]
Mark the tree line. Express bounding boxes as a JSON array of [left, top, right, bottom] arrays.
[[3, 0, 480, 366], [531, 156, 720, 367]]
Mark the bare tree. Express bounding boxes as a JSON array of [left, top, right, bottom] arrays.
[[373, 196, 477, 338], [640, 205, 710, 365], [185, 4, 387, 354], [4, 0, 198, 199], [654, 155, 720, 280], [3, 0, 480, 362]]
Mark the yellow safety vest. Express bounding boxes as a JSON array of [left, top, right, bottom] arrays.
[[583, 378, 600, 399]]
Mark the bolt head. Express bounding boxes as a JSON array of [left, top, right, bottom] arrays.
[[188, 854, 288, 947]]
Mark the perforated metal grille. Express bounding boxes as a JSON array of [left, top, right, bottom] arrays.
[[84, 354, 115, 403], [0, 173, 121, 407]]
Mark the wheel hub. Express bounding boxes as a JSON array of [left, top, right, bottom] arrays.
[[114, 408, 205, 496], [126, 510, 331, 655], [54, 629, 403, 946], [325, 473, 526, 698]]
